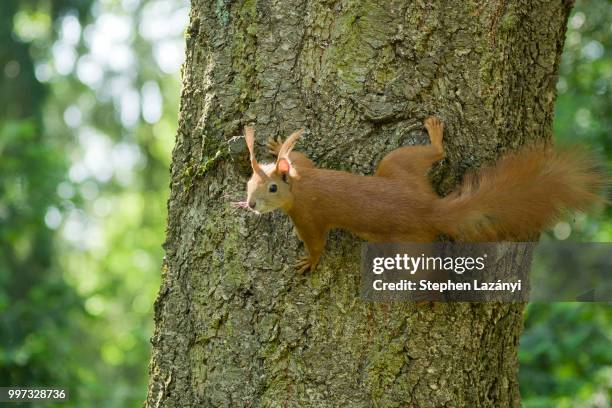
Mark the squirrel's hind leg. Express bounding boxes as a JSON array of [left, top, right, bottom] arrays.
[[375, 116, 445, 182], [424, 116, 444, 154]]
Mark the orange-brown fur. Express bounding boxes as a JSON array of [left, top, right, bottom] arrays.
[[243, 117, 607, 273]]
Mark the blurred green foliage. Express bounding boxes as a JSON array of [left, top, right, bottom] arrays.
[[521, 1, 612, 407], [1, 0, 186, 406], [0, 0, 609, 407], [0, 0, 94, 404]]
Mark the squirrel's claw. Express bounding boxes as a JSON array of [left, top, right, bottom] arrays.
[[294, 257, 314, 274], [267, 136, 283, 156]]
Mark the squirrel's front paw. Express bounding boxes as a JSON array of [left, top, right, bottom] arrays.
[[294, 257, 316, 274], [266, 136, 283, 156]]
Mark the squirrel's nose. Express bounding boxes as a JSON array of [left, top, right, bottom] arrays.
[[248, 201, 256, 209]]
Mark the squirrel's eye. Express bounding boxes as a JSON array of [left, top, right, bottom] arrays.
[[269, 184, 278, 193]]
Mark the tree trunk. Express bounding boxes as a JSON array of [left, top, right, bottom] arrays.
[[146, 1, 572, 406]]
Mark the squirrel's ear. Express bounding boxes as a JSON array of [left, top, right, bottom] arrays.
[[277, 157, 291, 175], [276, 158, 300, 180]]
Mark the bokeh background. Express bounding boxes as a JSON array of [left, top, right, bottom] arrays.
[[0, 0, 609, 407]]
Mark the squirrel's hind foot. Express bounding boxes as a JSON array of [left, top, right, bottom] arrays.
[[424, 116, 444, 151]]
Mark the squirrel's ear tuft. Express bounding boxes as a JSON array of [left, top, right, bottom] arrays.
[[278, 128, 304, 159], [245, 125, 265, 177], [244, 126, 255, 152], [275, 129, 303, 178]]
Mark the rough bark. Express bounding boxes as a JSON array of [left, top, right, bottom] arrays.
[[146, 1, 572, 407]]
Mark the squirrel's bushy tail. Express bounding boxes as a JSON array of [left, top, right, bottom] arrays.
[[435, 145, 608, 241]]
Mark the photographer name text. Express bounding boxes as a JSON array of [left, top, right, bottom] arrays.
[[372, 279, 522, 293]]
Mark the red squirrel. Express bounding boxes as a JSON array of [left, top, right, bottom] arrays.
[[239, 117, 606, 273]]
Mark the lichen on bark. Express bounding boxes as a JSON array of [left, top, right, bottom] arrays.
[[146, 1, 573, 407]]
